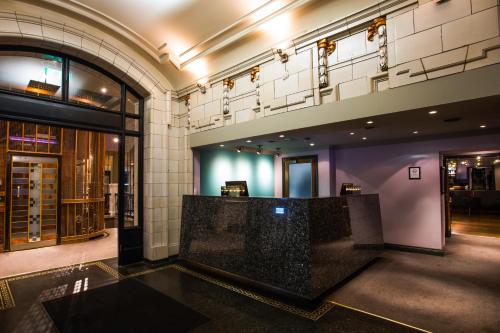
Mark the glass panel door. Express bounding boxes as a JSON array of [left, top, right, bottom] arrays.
[[289, 163, 312, 198], [283, 155, 318, 198], [9, 155, 58, 250]]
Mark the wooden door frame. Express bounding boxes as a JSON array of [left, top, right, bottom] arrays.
[[282, 155, 318, 198]]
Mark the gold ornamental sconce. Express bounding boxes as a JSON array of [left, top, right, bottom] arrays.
[[182, 94, 190, 106], [223, 78, 235, 89], [317, 39, 336, 56], [250, 66, 260, 82], [367, 17, 386, 41]]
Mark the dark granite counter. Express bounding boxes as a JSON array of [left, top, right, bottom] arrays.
[[179, 195, 383, 301]]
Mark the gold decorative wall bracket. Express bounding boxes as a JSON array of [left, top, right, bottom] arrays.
[[317, 39, 336, 56], [367, 17, 386, 41], [182, 94, 190, 106], [223, 78, 235, 90], [250, 66, 260, 82]]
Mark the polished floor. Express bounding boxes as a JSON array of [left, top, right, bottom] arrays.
[[451, 213, 500, 238], [0, 228, 117, 278], [0, 234, 499, 332]]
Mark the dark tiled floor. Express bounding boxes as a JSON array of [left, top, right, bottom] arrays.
[[0, 258, 423, 333]]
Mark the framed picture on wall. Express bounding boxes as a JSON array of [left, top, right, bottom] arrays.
[[409, 167, 421, 180]]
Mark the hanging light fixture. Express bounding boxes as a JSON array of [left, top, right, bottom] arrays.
[[256, 145, 263, 155]]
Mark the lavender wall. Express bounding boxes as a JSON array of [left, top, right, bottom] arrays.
[[274, 149, 331, 198], [335, 134, 500, 250]]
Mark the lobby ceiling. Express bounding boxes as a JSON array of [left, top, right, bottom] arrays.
[[49, 0, 319, 88]]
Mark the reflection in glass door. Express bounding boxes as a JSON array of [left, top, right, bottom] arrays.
[[9, 155, 58, 250]]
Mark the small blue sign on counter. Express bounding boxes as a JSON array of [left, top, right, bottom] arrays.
[[275, 207, 285, 215]]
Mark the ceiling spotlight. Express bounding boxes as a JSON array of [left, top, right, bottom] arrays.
[[476, 156, 482, 160], [246, 139, 252, 143], [256, 145, 263, 155], [413, 131, 419, 134], [219, 144, 225, 147], [428, 110, 438, 115], [112, 137, 119, 143], [279, 134, 285, 138], [309, 142, 315, 147], [349, 132, 355, 135], [362, 137, 367, 140], [480, 124, 487, 128], [366, 120, 374, 125], [236, 146, 242, 153], [101, 87, 107, 94]]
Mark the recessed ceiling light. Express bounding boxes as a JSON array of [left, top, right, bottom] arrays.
[[112, 137, 119, 143], [219, 144, 224, 147], [413, 131, 419, 134], [480, 124, 487, 128], [279, 134, 285, 138], [366, 120, 374, 125], [246, 139, 252, 143], [428, 110, 438, 115], [349, 132, 355, 135], [101, 87, 107, 94], [362, 137, 367, 140], [309, 142, 315, 147]]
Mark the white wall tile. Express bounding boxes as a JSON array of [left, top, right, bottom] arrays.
[[388, 60, 427, 88], [466, 36, 500, 60], [286, 49, 312, 74], [395, 26, 442, 64], [235, 108, 255, 123], [339, 77, 368, 100], [261, 81, 274, 105], [337, 31, 367, 62], [260, 60, 283, 83], [352, 57, 379, 79], [274, 73, 299, 98], [204, 100, 220, 117], [466, 45, 500, 70], [328, 65, 353, 88], [298, 69, 313, 91], [190, 105, 204, 121], [442, 7, 499, 51], [212, 82, 223, 100], [234, 74, 253, 96], [422, 46, 467, 72], [414, 0, 471, 32], [366, 34, 379, 53], [0, 18, 20, 33], [392, 10, 415, 40], [471, 0, 497, 14]]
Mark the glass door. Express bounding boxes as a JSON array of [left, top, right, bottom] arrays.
[[283, 156, 318, 198], [9, 155, 58, 250]]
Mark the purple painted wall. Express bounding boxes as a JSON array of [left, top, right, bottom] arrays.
[[334, 133, 500, 250]]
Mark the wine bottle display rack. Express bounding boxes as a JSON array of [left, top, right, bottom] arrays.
[[0, 120, 106, 251]]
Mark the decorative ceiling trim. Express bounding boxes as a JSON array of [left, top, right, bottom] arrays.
[[34, 0, 161, 62], [178, 0, 313, 69], [176, 0, 418, 95]]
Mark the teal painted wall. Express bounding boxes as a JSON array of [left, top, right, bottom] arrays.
[[200, 149, 274, 197]]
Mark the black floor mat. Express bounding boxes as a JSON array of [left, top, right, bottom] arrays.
[[42, 278, 210, 333]]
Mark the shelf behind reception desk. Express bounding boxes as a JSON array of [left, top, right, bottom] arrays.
[[179, 195, 383, 302]]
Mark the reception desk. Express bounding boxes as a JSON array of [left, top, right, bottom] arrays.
[[179, 195, 383, 301]]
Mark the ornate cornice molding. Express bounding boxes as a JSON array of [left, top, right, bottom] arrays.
[[33, 0, 161, 62], [175, 0, 417, 95]]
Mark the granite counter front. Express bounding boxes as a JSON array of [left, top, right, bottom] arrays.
[[179, 195, 383, 301]]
